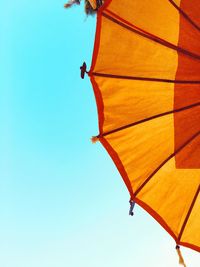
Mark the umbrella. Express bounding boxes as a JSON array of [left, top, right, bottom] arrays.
[[83, 0, 200, 262]]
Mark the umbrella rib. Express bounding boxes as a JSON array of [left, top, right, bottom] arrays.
[[178, 185, 200, 243], [97, 102, 200, 138], [102, 11, 200, 61], [92, 72, 200, 84], [134, 131, 200, 197], [168, 0, 200, 33]]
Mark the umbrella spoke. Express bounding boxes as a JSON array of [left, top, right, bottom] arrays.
[[92, 72, 200, 84], [178, 185, 200, 242], [97, 102, 200, 138]]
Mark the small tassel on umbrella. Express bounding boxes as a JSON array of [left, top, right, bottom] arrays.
[[91, 136, 99, 143], [176, 245, 187, 267]]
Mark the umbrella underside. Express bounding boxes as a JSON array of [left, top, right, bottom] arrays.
[[89, 0, 200, 252]]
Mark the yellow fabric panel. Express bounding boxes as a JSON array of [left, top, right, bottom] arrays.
[[104, 114, 174, 192], [137, 158, 200, 237], [94, 16, 179, 77], [181, 193, 200, 246], [95, 77, 175, 133], [106, 0, 181, 44]]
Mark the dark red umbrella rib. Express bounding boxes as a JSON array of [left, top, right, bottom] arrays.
[[92, 72, 200, 84], [168, 0, 200, 33], [134, 131, 200, 197], [178, 185, 200, 243], [96, 102, 200, 138], [102, 11, 200, 61]]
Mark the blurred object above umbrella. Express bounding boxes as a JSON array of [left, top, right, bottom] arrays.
[[64, 0, 104, 14]]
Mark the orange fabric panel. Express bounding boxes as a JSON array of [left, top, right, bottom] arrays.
[[175, 0, 200, 26], [174, 106, 200, 149], [174, 0, 200, 168], [170, 0, 200, 55], [176, 135, 200, 168], [174, 84, 200, 108]]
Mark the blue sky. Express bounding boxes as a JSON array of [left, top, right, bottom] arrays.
[[0, 0, 200, 266]]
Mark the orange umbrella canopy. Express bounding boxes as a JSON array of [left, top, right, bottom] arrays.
[[88, 0, 200, 252]]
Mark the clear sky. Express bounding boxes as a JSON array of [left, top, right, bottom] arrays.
[[0, 1, 200, 267]]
